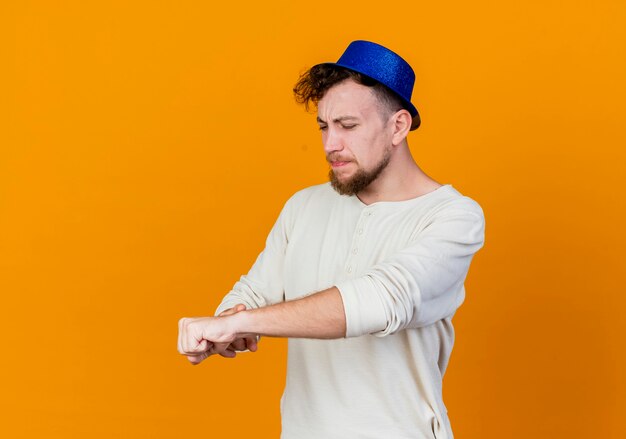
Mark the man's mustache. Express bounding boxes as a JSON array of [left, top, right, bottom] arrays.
[[326, 153, 354, 163]]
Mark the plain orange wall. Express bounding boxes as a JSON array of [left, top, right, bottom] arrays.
[[2, 1, 625, 437]]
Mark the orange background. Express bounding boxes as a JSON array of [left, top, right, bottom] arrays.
[[2, 1, 625, 437]]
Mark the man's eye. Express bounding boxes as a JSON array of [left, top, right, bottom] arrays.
[[342, 125, 356, 130], [318, 125, 328, 131]]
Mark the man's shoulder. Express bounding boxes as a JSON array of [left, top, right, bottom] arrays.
[[284, 182, 337, 208], [294, 182, 335, 197], [430, 184, 485, 220], [273, 183, 339, 231]]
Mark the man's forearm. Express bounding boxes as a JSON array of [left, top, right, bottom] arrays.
[[230, 287, 347, 339], [177, 287, 347, 361]]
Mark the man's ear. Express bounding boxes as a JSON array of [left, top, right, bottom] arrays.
[[391, 109, 412, 145]]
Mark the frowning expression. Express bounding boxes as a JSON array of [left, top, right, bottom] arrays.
[[317, 79, 395, 195]]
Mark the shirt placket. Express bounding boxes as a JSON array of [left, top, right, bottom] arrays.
[[345, 206, 375, 276]]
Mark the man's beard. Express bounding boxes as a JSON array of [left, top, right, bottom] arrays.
[[328, 148, 392, 196]]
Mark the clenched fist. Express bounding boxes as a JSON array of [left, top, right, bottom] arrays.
[[177, 304, 258, 365]]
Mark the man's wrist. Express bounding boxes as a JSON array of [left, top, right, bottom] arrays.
[[229, 309, 253, 338]]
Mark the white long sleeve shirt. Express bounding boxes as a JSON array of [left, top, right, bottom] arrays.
[[216, 182, 486, 439]]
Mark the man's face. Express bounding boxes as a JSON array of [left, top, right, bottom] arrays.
[[317, 79, 394, 196]]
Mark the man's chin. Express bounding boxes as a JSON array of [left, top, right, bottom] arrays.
[[332, 173, 350, 186], [329, 170, 357, 196], [330, 181, 356, 196], [328, 146, 391, 196]]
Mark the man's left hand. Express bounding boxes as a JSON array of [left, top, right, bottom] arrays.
[[177, 314, 241, 365]]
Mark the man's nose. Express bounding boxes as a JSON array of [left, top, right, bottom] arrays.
[[323, 128, 343, 154]]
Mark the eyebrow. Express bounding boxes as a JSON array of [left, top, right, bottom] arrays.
[[316, 116, 360, 124]]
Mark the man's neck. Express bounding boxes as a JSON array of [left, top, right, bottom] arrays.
[[356, 149, 442, 205]]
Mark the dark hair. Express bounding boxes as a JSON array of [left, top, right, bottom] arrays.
[[293, 64, 405, 118]]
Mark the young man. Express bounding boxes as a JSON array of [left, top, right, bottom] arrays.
[[178, 40, 486, 438]]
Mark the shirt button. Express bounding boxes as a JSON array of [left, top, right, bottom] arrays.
[[358, 228, 363, 235], [347, 266, 352, 273], [352, 248, 358, 254]]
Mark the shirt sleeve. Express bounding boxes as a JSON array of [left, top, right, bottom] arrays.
[[214, 194, 296, 316], [334, 201, 486, 338]]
